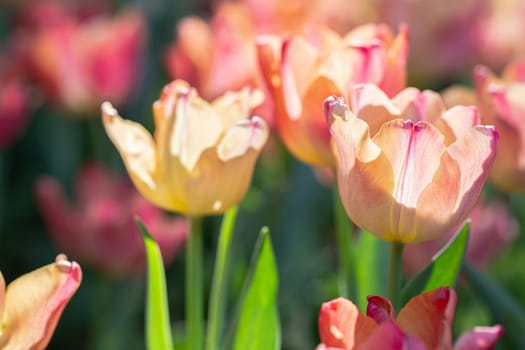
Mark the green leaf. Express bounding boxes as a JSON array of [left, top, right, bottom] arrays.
[[135, 217, 174, 350], [401, 222, 470, 304], [463, 261, 525, 350], [232, 227, 280, 350], [354, 231, 389, 310]]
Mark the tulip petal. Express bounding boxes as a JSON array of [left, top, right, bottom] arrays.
[[280, 36, 319, 120], [102, 102, 169, 209], [218, 116, 269, 160], [351, 84, 401, 136], [416, 125, 498, 242], [392, 88, 444, 123], [318, 297, 377, 349], [0, 255, 82, 350], [397, 287, 456, 350], [366, 295, 396, 323], [438, 106, 480, 145], [374, 120, 445, 242], [454, 325, 504, 350], [328, 99, 394, 240], [360, 322, 427, 350]]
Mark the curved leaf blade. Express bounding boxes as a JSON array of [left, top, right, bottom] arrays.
[[135, 217, 174, 350]]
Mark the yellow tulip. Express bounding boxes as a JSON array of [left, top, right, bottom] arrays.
[[102, 80, 269, 215]]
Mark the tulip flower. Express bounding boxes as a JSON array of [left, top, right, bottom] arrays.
[[257, 23, 408, 166], [102, 79, 269, 216], [0, 254, 82, 350], [317, 287, 503, 350], [325, 94, 498, 243], [165, 2, 274, 124], [404, 199, 518, 276], [35, 163, 188, 276], [14, 1, 146, 114], [474, 61, 525, 191]]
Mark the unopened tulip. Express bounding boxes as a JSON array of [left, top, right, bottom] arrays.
[[257, 24, 408, 166], [317, 288, 503, 350], [102, 80, 269, 215], [0, 254, 82, 350], [35, 163, 188, 276], [326, 95, 498, 243]]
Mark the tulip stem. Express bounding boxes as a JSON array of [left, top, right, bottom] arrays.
[[187, 216, 204, 350], [206, 206, 239, 350], [387, 241, 404, 310], [333, 186, 355, 299]]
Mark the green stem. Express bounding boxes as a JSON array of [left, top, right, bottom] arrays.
[[333, 185, 355, 299], [187, 216, 204, 350], [205, 206, 239, 350], [387, 241, 404, 310]]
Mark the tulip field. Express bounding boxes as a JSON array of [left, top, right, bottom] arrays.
[[2, 0, 525, 349]]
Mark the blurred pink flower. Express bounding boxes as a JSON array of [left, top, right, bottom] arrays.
[[165, 2, 274, 124], [35, 163, 188, 277], [376, 0, 487, 86], [403, 199, 519, 276], [317, 288, 503, 350], [0, 54, 31, 150], [326, 90, 497, 243], [0, 254, 82, 349], [14, 0, 146, 115], [257, 24, 408, 166], [474, 61, 525, 192]]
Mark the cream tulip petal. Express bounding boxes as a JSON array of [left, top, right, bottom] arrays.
[[330, 107, 394, 240], [184, 148, 260, 215], [439, 105, 480, 144], [101, 102, 158, 193], [0, 272, 4, 326], [218, 116, 269, 161], [351, 84, 400, 136], [169, 87, 224, 171], [212, 88, 264, 129], [373, 120, 445, 241], [0, 255, 82, 350]]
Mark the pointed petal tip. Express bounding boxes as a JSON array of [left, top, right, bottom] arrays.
[[55, 254, 82, 283], [101, 101, 118, 117], [324, 95, 348, 125]]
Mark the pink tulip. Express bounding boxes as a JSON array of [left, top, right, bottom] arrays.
[[35, 163, 188, 276], [404, 199, 518, 276], [317, 288, 503, 350], [257, 24, 408, 166], [326, 91, 498, 243], [14, 0, 146, 114], [0, 254, 82, 349], [474, 61, 525, 191], [165, 2, 274, 124]]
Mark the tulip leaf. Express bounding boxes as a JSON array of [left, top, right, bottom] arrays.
[[231, 227, 280, 350], [463, 261, 525, 349], [135, 217, 174, 350], [354, 231, 389, 310], [401, 222, 469, 304]]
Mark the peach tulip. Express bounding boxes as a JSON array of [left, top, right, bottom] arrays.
[[474, 61, 525, 191], [102, 80, 269, 216], [257, 24, 408, 166], [35, 163, 188, 276], [0, 254, 82, 349], [326, 94, 498, 243], [317, 287, 503, 350]]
